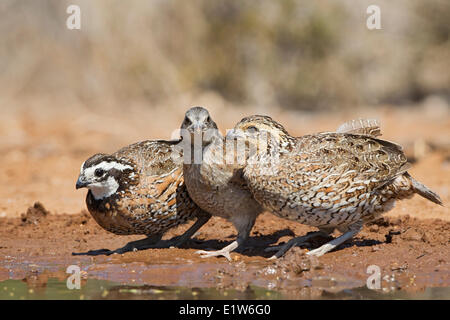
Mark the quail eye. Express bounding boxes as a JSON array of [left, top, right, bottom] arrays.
[[246, 126, 258, 133], [95, 168, 105, 177]]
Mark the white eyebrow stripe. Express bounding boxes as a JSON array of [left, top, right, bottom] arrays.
[[93, 161, 133, 171], [82, 161, 133, 181]]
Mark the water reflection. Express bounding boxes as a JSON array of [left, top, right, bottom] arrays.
[[0, 279, 448, 300]]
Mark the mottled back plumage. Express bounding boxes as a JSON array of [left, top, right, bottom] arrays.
[[230, 115, 442, 257]]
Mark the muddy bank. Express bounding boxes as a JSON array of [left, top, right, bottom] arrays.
[[0, 203, 448, 299]]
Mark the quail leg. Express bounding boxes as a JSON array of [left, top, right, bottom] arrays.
[[266, 230, 332, 260], [195, 213, 257, 261], [166, 212, 211, 247], [306, 223, 362, 257]]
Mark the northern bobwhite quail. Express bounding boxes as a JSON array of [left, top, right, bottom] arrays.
[[228, 116, 443, 258], [74, 139, 211, 255], [179, 107, 264, 261]]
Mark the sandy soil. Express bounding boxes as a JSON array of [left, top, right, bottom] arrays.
[[0, 101, 449, 298]]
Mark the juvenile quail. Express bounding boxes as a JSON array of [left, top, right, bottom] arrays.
[[180, 107, 264, 261], [74, 139, 211, 255], [228, 116, 443, 258]]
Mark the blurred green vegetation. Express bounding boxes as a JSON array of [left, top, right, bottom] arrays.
[[0, 0, 448, 110]]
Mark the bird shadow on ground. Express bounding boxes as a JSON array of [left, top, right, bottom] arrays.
[[72, 228, 297, 258], [187, 228, 298, 258], [72, 231, 384, 258], [345, 238, 384, 248]]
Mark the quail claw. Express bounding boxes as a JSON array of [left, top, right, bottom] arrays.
[[195, 249, 232, 261]]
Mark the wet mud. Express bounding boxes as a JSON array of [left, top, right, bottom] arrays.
[[0, 203, 448, 299]]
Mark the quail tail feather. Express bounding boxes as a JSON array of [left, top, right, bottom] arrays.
[[405, 173, 443, 206]]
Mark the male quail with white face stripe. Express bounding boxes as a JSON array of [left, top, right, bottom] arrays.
[[75, 139, 210, 255]]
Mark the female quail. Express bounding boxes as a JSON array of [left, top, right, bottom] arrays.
[[228, 116, 443, 258], [180, 107, 264, 261]]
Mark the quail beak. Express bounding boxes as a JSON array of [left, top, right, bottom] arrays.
[[76, 176, 88, 189], [192, 123, 205, 135], [188, 123, 206, 145]]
